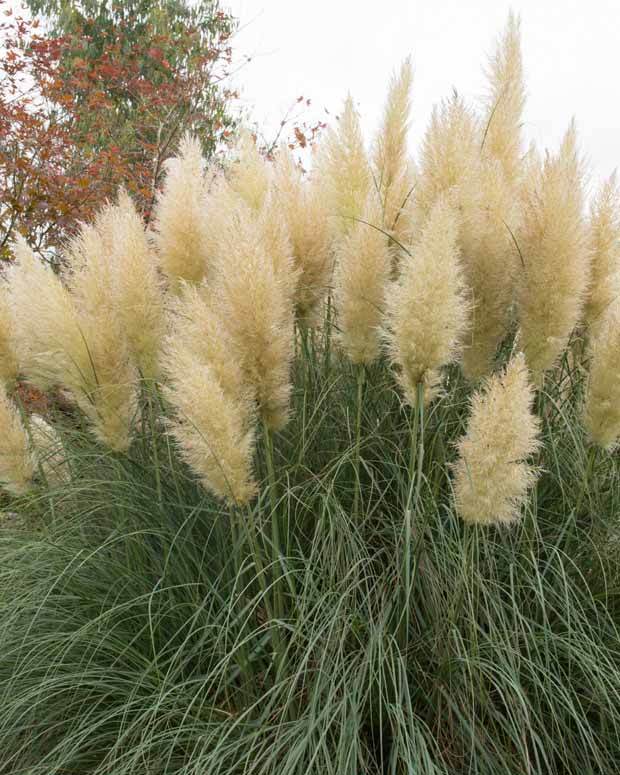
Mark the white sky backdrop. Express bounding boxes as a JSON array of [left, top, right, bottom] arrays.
[[226, 0, 620, 191]]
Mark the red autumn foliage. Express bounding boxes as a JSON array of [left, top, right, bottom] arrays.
[[0, 0, 238, 262]]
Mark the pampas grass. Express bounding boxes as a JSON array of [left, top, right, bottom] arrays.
[[2, 14, 620, 775], [272, 148, 333, 325]]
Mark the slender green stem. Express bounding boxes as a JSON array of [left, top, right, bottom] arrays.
[[229, 506, 254, 709], [324, 290, 332, 380], [262, 419, 288, 675], [146, 386, 163, 509], [352, 365, 365, 520], [263, 419, 280, 564], [399, 381, 425, 648]]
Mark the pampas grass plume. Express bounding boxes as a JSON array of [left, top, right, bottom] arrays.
[[0, 385, 35, 495], [453, 352, 541, 526], [226, 130, 271, 212], [316, 95, 371, 240], [583, 303, 620, 449], [168, 284, 247, 404], [517, 122, 590, 379], [334, 196, 391, 365], [482, 12, 525, 184], [386, 198, 468, 404], [108, 191, 166, 378], [459, 158, 520, 379], [413, 95, 479, 232], [212, 208, 294, 431], [8, 236, 91, 391], [373, 58, 416, 239], [10, 235, 137, 452], [583, 174, 620, 339], [163, 342, 257, 505], [152, 134, 211, 289], [272, 147, 333, 325]]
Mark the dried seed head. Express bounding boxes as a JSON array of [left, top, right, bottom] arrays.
[[152, 134, 211, 289], [334, 195, 391, 365], [583, 174, 620, 340], [583, 302, 620, 450], [0, 385, 35, 496], [453, 353, 541, 526], [315, 95, 371, 240], [516, 122, 590, 380], [482, 12, 525, 184], [386, 198, 468, 404]]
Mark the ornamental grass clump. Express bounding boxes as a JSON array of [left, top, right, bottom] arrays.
[[3, 14, 620, 775]]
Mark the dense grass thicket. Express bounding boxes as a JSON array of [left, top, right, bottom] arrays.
[[1, 12, 620, 774]]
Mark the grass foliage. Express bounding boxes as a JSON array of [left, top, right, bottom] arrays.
[[2, 340, 620, 774]]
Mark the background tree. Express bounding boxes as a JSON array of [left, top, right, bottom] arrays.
[[0, 0, 238, 260]]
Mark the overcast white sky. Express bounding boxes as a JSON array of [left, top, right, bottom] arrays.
[[226, 0, 620, 191]]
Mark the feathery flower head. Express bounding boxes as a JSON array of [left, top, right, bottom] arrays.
[[458, 157, 521, 380], [106, 191, 166, 378], [372, 59, 416, 240], [386, 198, 468, 405], [152, 133, 211, 289], [163, 340, 257, 505], [453, 352, 541, 526], [167, 283, 248, 405], [211, 207, 295, 431], [9, 235, 137, 451], [482, 12, 525, 184], [72, 311, 138, 452], [516, 121, 590, 380], [583, 173, 620, 340], [0, 385, 35, 496], [583, 302, 620, 449], [333, 194, 391, 365], [315, 95, 371, 240], [413, 94, 479, 232], [225, 130, 271, 212], [7, 236, 91, 391], [272, 147, 333, 324]]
